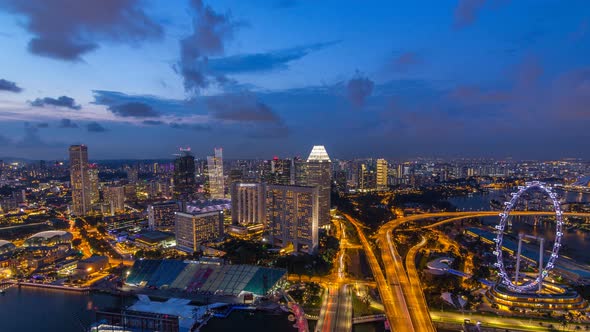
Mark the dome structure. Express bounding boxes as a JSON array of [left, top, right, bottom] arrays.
[[24, 230, 73, 247]]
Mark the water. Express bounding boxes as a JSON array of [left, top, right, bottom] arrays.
[[0, 287, 126, 332], [448, 189, 590, 262]]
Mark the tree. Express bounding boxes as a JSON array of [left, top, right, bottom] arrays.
[[72, 238, 82, 247]]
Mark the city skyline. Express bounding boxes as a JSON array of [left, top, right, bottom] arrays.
[[0, 0, 589, 159]]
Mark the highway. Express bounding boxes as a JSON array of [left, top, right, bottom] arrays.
[[344, 213, 416, 332], [334, 284, 353, 332], [314, 287, 339, 332]]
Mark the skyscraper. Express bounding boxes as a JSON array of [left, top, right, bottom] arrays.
[[173, 149, 196, 199], [69, 145, 91, 216], [148, 201, 180, 230], [231, 183, 266, 226], [88, 163, 100, 204], [376, 158, 388, 190], [207, 147, 225, 199], [304, 146, 332, 227], [104, 185, 125, 215], [266, 184, 319, 254]]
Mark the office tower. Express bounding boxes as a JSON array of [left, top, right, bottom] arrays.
[[175, 211, 224, 253], [126, 164, 139, 182], [376, 158, 388, 190], [262, 158, 293, 185], [69, 145, 91, 216], [294, 157, 308, 186], [124, 183, 136, 201], [304, 146, 332, 227], [104, 185, 125, 215], [173, 149, 196, 199], [153, 162, 159, 174], [229, 169, 243, 184], [88, 164, 100, 204], [148, 201, 180, 230], [266, 185, 319, 254], [207, 147, 225, 199], [357, 163, 367, 191], [231, 183, 266, 226]]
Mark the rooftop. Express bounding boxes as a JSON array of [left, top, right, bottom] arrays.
[[306, 145, 331, 162]]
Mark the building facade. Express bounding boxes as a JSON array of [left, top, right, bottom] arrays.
[[376, 158, 388, 190], [303, 146, 332, 227], [69, 145, 91, 216], [175, 211, 224, 253], [104, 186, 125, 215], [230, 183, 266, 226], [207, 148, 225, 199], [173, 150, 196, 199], [148, 201, 180, 230], [266, 185, 319, 254], [88, 164, 100, 204]]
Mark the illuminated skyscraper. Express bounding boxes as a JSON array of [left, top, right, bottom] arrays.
[[69, 145, 91, 216], [304, 146, 332, 227], [266, 184, 319, 254], [88, 163, 100, 204], [376, 158, 388, 190], [207, 147, 225, 199], [173, 149, 196, 199], [231, 183, 266, 226]]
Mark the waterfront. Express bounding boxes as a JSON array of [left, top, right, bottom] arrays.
[[0, 287, 128, 332], [449, 189, 590, 263]]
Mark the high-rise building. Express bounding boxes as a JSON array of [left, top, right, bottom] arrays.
[[126, 164, 139, 183], [104, 186, 125, 215], [88, 164, 100, 204], [207, 148, 225, 199], [262, 158, 293, 185], [148, 201, 180, 230], [266, 185, 319, 254], [175, 211, 224, 253], [376, 158, 388, 190], [231, 183, 266, 226], [303, 146, 332, 227], [69, 145, 91, 216], [173, 149, 196, 199]]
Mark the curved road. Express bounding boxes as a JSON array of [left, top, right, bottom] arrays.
[[347, 210, 590, 332]]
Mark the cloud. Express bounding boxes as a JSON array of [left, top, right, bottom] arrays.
[[208, 41, 338, 74], [30, 95, 81, 110], [392, 52, 421, 71], [346, 73, 374, 107], [453, 0, 486, 28], [59, 118, 78, 128], [176, 0, 239, 93], [143, 120, 164, 126], [108, 102, 160, 118], [0, 78, 22, 92], [36, 122, 49, 128], [0, 0, 163, 61], [86, 122, 107, 132], [15, 123, 62, 148], [206, 93, 282, 123], [169, 122, 211, 131]]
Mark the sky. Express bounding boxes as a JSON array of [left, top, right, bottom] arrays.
[[0, 0, 589, 160]]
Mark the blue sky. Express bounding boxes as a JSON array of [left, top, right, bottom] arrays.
[[0, 0, 589, 160]]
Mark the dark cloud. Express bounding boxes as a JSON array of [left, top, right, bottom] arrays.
[[346, 74, 374, 107], [30, 95, 81, 110], [0, 78, 22, 92], [453, 0, 486, 28], [208, 41, 338, 74], [15, 123, 62, 148], [0, 0, 163, 61], [207, 93, 282, 123], [169, 122, 211, 131], [36, 122, 49, 128], [143, 120, 164, 126], [92, 90, 192, 116], [108, 102, 160, 118], [176, 0, 239, 93], [86, 122, 107, 133], [59, 118, 78, 128]]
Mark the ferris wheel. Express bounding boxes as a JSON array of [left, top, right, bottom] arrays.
[[493, 181, 564, 293]]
